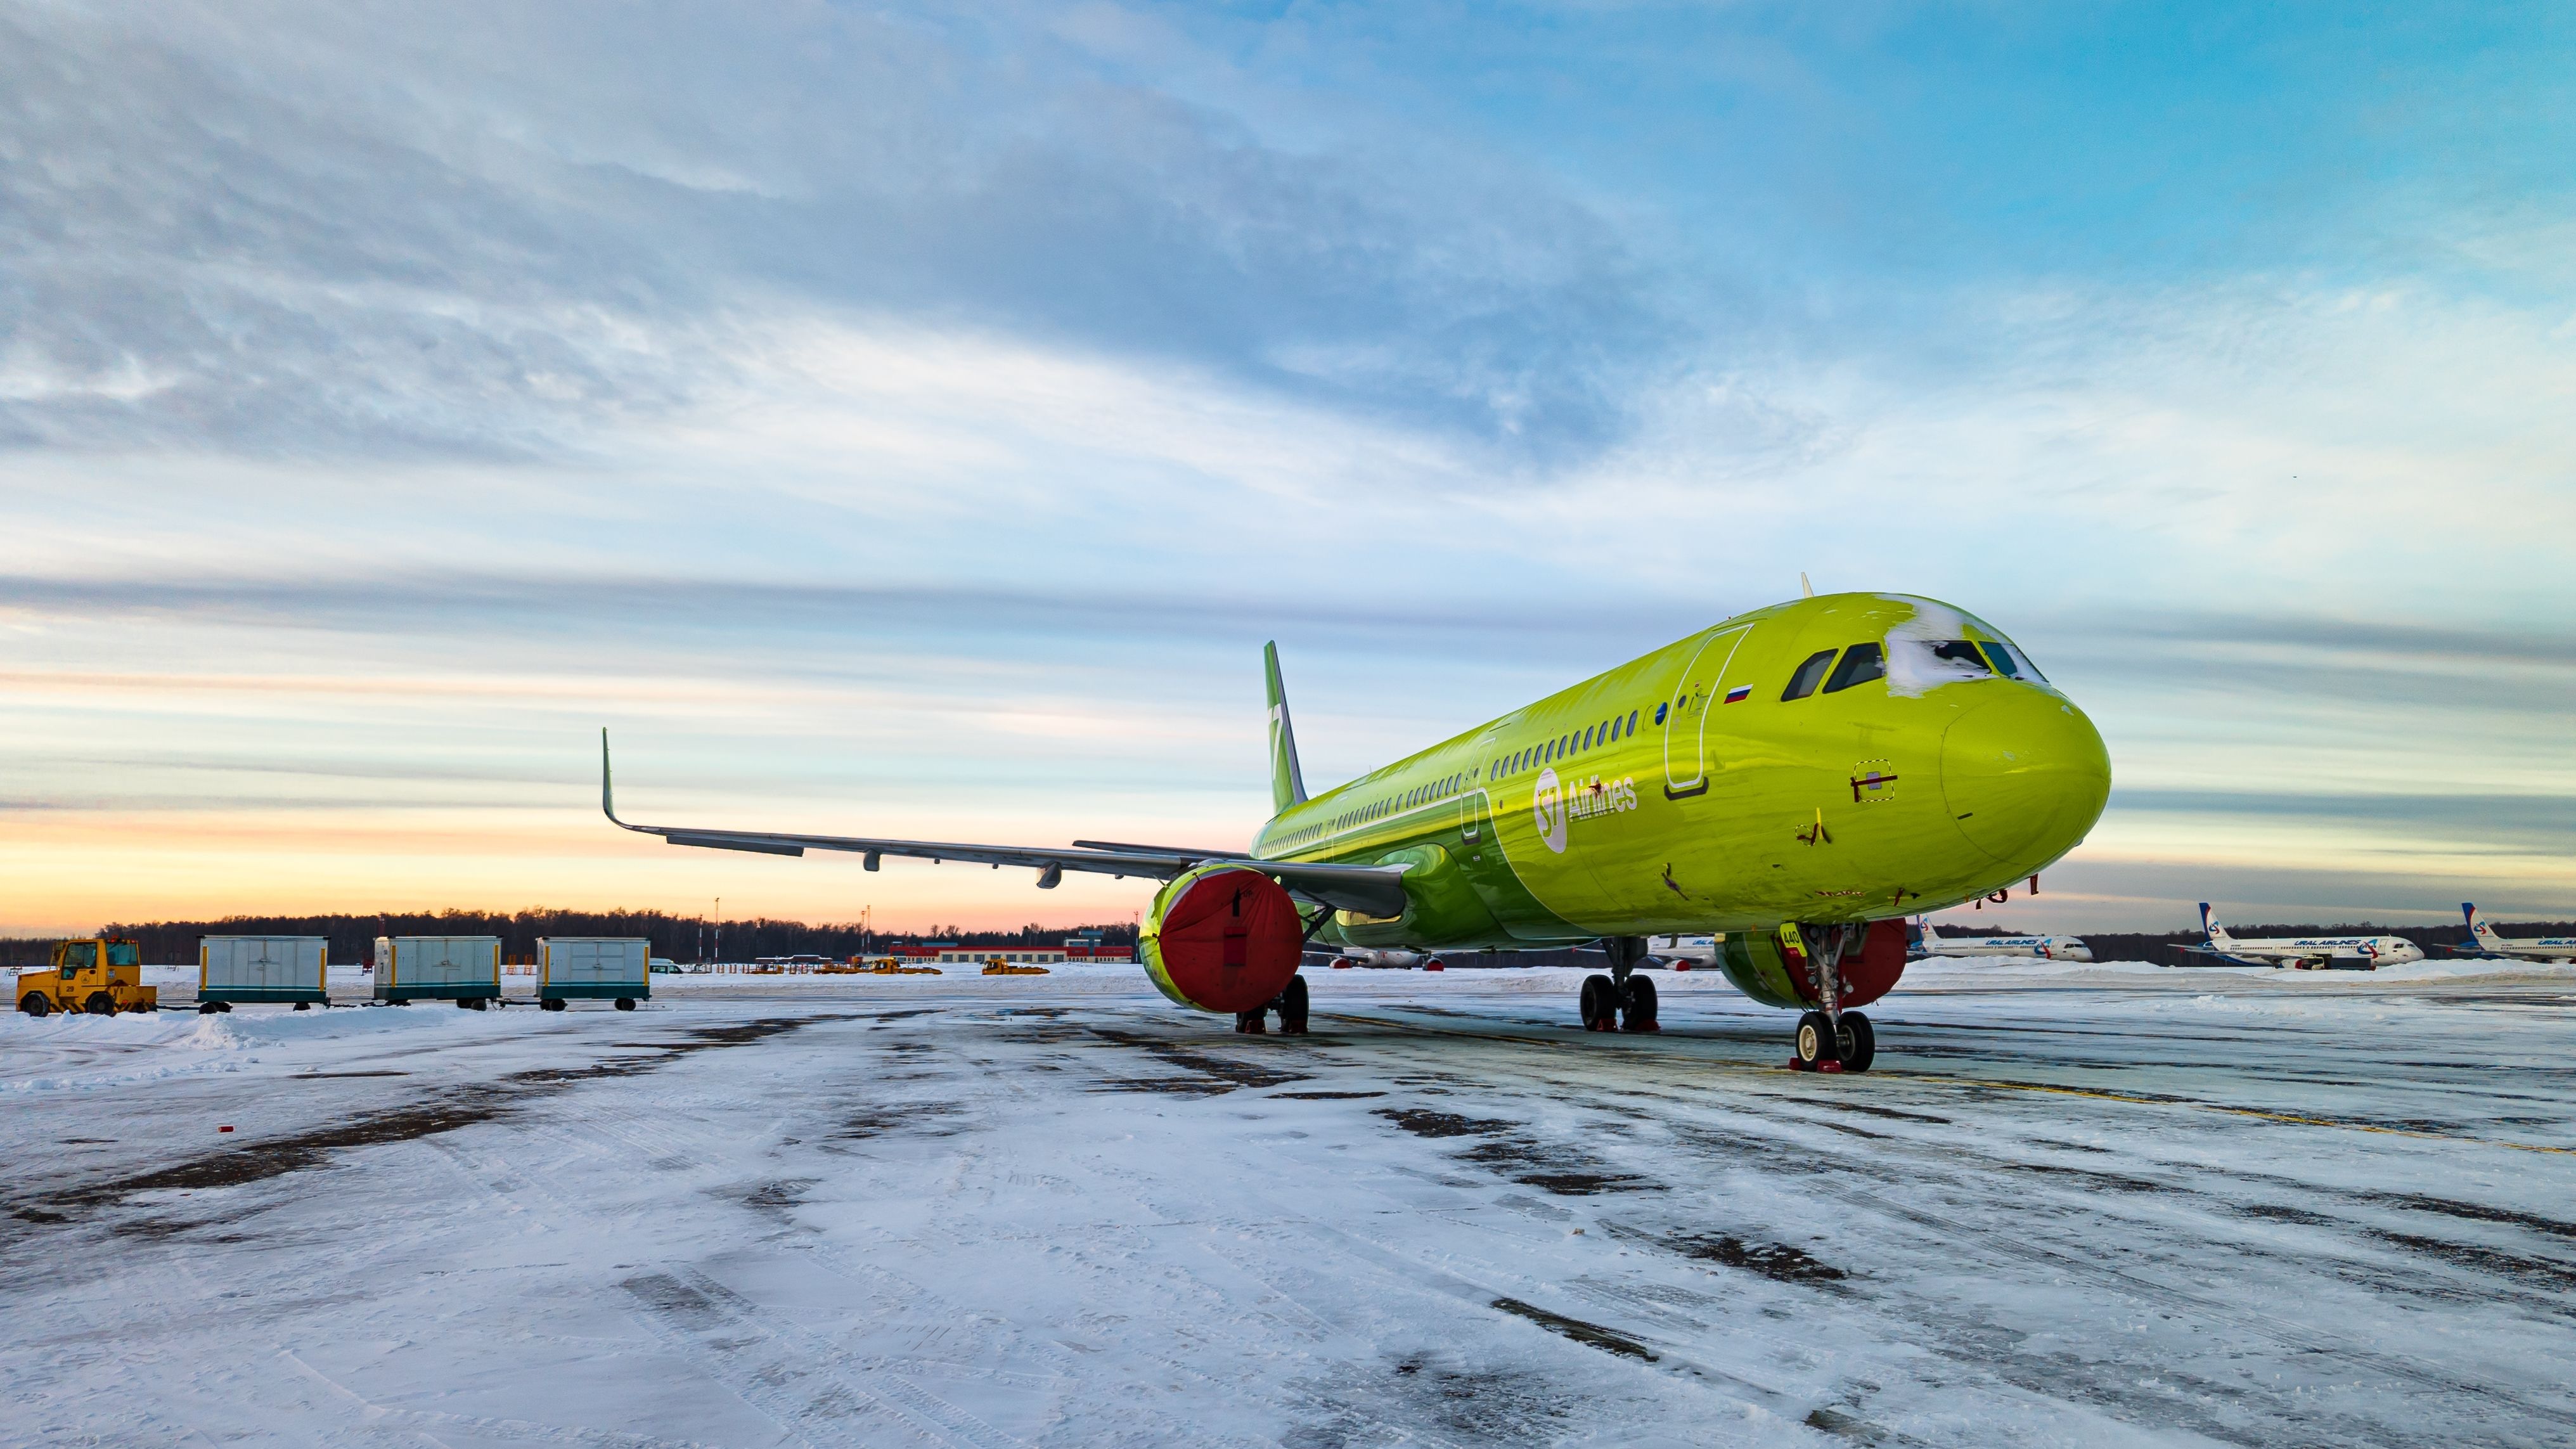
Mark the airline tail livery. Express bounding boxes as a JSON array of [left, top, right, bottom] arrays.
[[2457, 903, 2576, 962], [603, 592, 2113, 1070]]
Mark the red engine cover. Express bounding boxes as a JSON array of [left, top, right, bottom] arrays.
[[1839, 919, 1909, 1006], [1786, 918, 1909, 1008], [1148, 867, 1305, 1013]]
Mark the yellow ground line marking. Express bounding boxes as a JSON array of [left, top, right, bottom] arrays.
[[1318, 1010, 2576, 1158]]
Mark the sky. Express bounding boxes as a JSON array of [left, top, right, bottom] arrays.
[[4, 1, 2573, 939]]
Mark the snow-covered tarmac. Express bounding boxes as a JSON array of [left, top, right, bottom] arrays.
[[7, 960, 2575, 1447]]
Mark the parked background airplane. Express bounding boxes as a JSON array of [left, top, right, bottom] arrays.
[[2178, 903, 2424, 970], [2454, 903, 2576, 962], [1907, 919, 2094, 962], [603, 591, 2111, 1071]]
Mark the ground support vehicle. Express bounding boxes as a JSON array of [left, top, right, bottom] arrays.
[[198, 936, 329, 1012], [538, 937, 650, 1011], [16, 939, 158, 1016], [373, 936, 505, 1008]]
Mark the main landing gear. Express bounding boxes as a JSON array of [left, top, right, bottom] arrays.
[[1787, 923, 1874, 1073], [1235, 973, 1310, 1035], [1578, 937, 1659, 1033]]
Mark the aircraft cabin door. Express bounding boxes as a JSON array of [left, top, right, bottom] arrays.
[[1661, 625, 1754, 799], [1457, 790, 1494, 868]]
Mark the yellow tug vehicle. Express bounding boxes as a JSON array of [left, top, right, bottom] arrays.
[[818, 957, 944, 975], [17, 938, 159, 1017], [980, 958, 1050, 976]]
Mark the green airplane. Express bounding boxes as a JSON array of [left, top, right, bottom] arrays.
[[601, 591, 2109, 1071]]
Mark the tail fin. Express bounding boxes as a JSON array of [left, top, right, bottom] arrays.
[[1263, 641, 1308, 814], [2464, 903, 2503, 947], [1909, 917, 1933, 953], [2199, 902, 2236, 947]]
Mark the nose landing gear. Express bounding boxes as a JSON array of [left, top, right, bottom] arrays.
[[1787, 924, 1876, 1073]]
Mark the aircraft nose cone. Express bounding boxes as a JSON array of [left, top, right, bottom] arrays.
[[1940, 691, 2112, 866]]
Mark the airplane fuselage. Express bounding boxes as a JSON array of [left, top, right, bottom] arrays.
[[1253, 594, 2110, 951], [1919, 934, 2095, 962]]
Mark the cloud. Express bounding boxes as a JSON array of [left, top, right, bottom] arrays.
[[0, 1, 1675, 463]]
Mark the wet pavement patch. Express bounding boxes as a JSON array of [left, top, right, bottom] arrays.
[[1490, 1298, 1657, 1361], [1271, 1091, 1386, 1100], [13, 1015, 841, 1225], [1667, 1233, 1848, 1284], [1375, 1107, 1514, 1138], [2000, 1161, 2167, 1194], [2364, 1193, 2576, 1242], [1088, 1027, 1309, 1092], [1102, 1076, 1241, 1098], [2369, 1230, 2576, 1291]]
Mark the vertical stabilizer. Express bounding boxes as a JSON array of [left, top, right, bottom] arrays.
[[2199, 903, 2236, 947], [2464, 903, 2504, 948], [1263, 641, 1308, 814]]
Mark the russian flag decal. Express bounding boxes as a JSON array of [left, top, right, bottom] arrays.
[[1724, 685, 1751, 704]]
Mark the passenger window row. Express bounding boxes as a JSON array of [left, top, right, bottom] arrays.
[[1322, 766, 1481, 837], [1492, 707, 1642, 780]]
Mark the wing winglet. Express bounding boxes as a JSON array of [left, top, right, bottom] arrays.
[[601, 728, 629, 827]]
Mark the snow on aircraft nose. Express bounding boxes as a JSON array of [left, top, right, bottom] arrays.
[[1938, 690, 2111, 867]]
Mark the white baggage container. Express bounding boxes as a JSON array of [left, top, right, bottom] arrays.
[[199, 936, 328, 1008], [374, 936, 503, 1006], [538, 937, 650, 1010]]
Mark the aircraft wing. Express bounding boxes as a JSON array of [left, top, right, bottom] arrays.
[[600, 733, 1410, 917]]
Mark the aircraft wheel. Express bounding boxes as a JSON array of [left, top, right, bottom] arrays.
[[614, 997, 636, 1011], [1276, 974, 1310, 1034], [1578, 974, 1619, 1032], [1620, 975, 1659, 1033], [22, 993, 51, 1017], [1836, 1012, 1876, 1073], [1793, 1012, 1837, 1069], [86, 992, 117, 1016]]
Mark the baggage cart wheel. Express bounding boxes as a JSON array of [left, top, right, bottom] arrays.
[[614, 997, 636, 1011], [199, 1001, 221, 1014], [293, 1001, 311, 1011], [21, 993, 51, 1017], [541, 998, 567, 1012]]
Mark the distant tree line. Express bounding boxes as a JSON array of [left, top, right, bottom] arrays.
[[8, 914, 2573, 971], [1, 910, 1138, 968]]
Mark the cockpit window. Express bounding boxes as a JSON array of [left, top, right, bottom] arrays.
[[1930, 640, 1992, 675], [1989, 640, 2048, 682], [1781, 649, 1837, 700], [1822, 642, 1886, 693]]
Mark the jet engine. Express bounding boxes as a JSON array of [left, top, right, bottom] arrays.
[[1716, 919, 1909, 1010], [1140, 863, 1306, 1013]]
